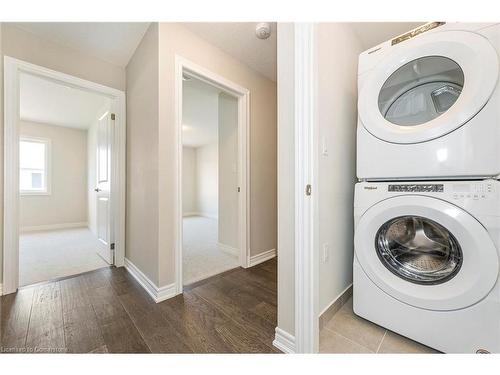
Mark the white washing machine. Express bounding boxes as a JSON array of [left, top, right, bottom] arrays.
[[353, 180, 500, 353], [357, 22, 500, 180]]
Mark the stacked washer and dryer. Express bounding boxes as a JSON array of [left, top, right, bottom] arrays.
[[353, 22, 500, 353]]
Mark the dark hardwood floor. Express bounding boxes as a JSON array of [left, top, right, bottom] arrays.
[[0, 258, 278, 353]]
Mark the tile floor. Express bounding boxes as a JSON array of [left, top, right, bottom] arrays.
[[320, 297, 439, 354]]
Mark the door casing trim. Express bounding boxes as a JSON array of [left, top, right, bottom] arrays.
[[174, 55, 250, 294], [2, 56, 126, 294]]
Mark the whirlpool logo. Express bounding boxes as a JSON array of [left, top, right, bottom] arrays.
[[364, 186, 378, 190]]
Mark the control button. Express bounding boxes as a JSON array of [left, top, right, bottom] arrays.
[[473, 194, 479, 200], [481, 194, 486, 199], [453, 194, 458, 199]]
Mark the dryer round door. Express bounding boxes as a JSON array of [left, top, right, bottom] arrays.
[[358, 30, 499, 144], [354, 195, 499, 311]]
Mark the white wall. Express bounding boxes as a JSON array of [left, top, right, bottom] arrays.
[[316, 24, 363, 313], [218, 93, 239, 249], [2, 25, 126, 91], [0, 23, 4, 279], [182, 80, 219, 147], [0, 23, 126, 286], [195, 143, 218, 218], [183, 143, 219, 219], [125, 23, 277, 287], [276, 22, 296, 336], [126, 23, 160, 285], [276, 22, 363, 343], [155, 23, 277, 286], [182, 146, 197, 214], [20, 121, 88, 229]]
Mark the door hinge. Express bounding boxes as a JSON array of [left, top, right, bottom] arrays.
[[111, 113, 116, 121], [110, 243, 115, 250], [237, 187, 241, 192], [306, 184, 312, 196]]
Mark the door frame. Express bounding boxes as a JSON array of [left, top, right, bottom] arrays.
[[293, 23, 319, 353], [2, 56, 126, 294], [174, 55, 250, 294]]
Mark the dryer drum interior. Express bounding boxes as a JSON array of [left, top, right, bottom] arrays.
[[375, 215, 463, 285], [378, 56, 465, 127]]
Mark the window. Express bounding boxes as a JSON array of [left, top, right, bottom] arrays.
[[20, 137, 50, 194]]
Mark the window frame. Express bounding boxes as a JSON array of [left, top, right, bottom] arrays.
[[19, 136, 51, 196]]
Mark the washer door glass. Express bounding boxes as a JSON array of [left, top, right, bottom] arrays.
[[378, 56, 465, 126], [375, 215, 463, 284]]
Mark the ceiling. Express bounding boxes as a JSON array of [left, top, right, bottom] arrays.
[[20, 73, 110, 130], [9, 22, 422, 82], [349, 22, 425, 50], [182, 77, 222, 147], [184, 22, 277, 82], [11, 22, 150, 67]]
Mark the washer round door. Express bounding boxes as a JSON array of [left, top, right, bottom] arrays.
[[358, 30, 499, 144], [355, 195, 499, 311]]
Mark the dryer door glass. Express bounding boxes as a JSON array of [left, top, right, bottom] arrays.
[[375, 216, 463, 284], [378, 56, 464, 126]]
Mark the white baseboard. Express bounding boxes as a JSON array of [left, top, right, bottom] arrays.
[[217, 242, 239, 257], [273, 327, 296, 353], [124, 258, 176, 303], [0, 283, 3, 296], [182, 212, 218, 220], [248, 248, 276, 267], [20, 221, 88, 233]]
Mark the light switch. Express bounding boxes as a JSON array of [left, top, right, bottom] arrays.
[[323, 243, 329, 262], [321, 137, 328, 156]]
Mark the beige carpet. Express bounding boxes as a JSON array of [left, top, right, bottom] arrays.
[[19, 227, 108, 286], [183, 216, 239, 285]]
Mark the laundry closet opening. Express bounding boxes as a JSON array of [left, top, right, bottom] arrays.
[[181, 73, 242, 286]]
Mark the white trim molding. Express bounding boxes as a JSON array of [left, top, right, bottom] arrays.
[[3, 56, 126, 295], [124, 258, 176, 303], [182, 212, 218, 219], [294, 23, 319, 354], [248, 249, 276, 267], [0, 283, 3, 296], [217, 242, 239, 257], [273, 327, 296, 353], [20, 221, 88, 233], [174, 55, 251, 294]]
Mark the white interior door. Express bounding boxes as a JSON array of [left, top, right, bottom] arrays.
[[95, 111, 113, 264]]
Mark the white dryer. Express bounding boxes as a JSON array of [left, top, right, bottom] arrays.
[[353, 180, 500, 353], [357, 22, 500, 180]]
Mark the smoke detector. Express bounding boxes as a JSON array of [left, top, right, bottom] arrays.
[[255, 22, 271, 40]]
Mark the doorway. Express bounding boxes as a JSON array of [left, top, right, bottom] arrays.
[[175, 57, 250, 292], [2, 57, 126, 294]]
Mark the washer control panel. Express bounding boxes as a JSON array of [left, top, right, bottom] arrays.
[[452, 182, 494, 200], [388, 184, 444, 192]]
